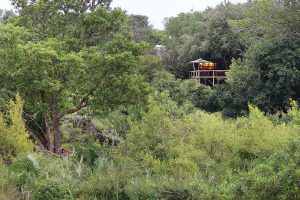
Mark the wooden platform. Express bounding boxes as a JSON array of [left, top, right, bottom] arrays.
[[189, 70, 229, 86]]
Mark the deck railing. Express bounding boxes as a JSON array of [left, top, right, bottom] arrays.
[[189, 70, 229, 86]]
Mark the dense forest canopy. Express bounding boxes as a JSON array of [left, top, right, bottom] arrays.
[[0, 0, 299, 199], [160, 0, 300, 117]]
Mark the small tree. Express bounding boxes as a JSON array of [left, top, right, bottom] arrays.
[[221, 35, 300, 117], [0, 95, 33, 162]]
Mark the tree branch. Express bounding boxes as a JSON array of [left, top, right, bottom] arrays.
[[61, 67, 112, 118], [62, 84, 98, 117]]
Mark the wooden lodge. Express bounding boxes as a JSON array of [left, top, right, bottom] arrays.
[[189, 58, 228, 86]]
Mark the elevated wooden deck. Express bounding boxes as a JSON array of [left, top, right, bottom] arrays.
[[189, 70, 229, 86]]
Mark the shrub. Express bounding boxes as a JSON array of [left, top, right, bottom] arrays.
[[0, 95, 33, 162], [1, 95, 298, 200], [32, 182, 73, 200], [232, 139, 300, 200], [9, 155, 40, 188], [0, 159, 17, 200]]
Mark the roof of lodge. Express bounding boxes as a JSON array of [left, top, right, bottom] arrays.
[[189, 58, 211, 63]]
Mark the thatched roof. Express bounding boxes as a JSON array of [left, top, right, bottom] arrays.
[[189, 58, 210, 63]]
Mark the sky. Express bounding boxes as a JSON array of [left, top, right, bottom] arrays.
[[0, 0, 247, 29]]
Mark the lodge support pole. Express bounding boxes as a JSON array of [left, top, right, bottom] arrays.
[[189, 70, 228, 86], [213, 71, 215, 86]]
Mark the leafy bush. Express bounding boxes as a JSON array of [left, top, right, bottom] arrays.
[[32, 182, 73, 200], [75, 156, 133, 200], [0, 95, 33, 162], [9, 155, 40, 188], [232, 139, 300, 200]]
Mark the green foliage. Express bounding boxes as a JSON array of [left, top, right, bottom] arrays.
[[0, 9, 15, 24], [0, 1, 299, 199], [161, 0, 300, 119], [192, 84, 221, 112], [165, 12, 203, 37], [288, 100, 300, 127], [11, 0, 113, 44], [138, 55, 165, 82], [220, 34, 300, 116], [93, 111, 130, 139], [11, 153, 86, 199], [162, 3, 246, 77], [0, 0, 150, 153], [114, 96, 296, 198], [0, 95, 32, 199], [1, 98, 298, 199], [232, 139, 300, 200], [230, 0, 300, 45], [8, 155, 40, 194], [0, 95, 33, 162], [32, 182, 73, 200], [127, 14, 163, 45], [236, 104, 292, 158], [0, 160, 17, 200], [62, 126, 105, 167], [76, 156, 132, 200], [152, 70, 199, 108], [0, 24, 146, 115], [229, 0, 280, 44]]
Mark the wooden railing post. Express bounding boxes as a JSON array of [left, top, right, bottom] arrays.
[[213, 71, 215, 86]]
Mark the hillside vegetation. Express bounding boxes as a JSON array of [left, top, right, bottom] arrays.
[[0, 0, 299, 199]]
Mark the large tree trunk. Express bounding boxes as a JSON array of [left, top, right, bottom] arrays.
[[44, 117, 54, 152], [52, 108, 62, 154]]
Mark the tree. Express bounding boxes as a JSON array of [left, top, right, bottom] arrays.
[[0, 9, 15, 24], [162, 12, 205, 77], [138, 55, 164, 82], [0, 0, 147, 154], [162, 2, 246, 77], [0, 95, 33, 163], [127, 14, 165, 56], [127, 15, 152, 42], [211, 0, 300, 117], [230, 0, 300, 45], [219, 34, 300, 117]]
